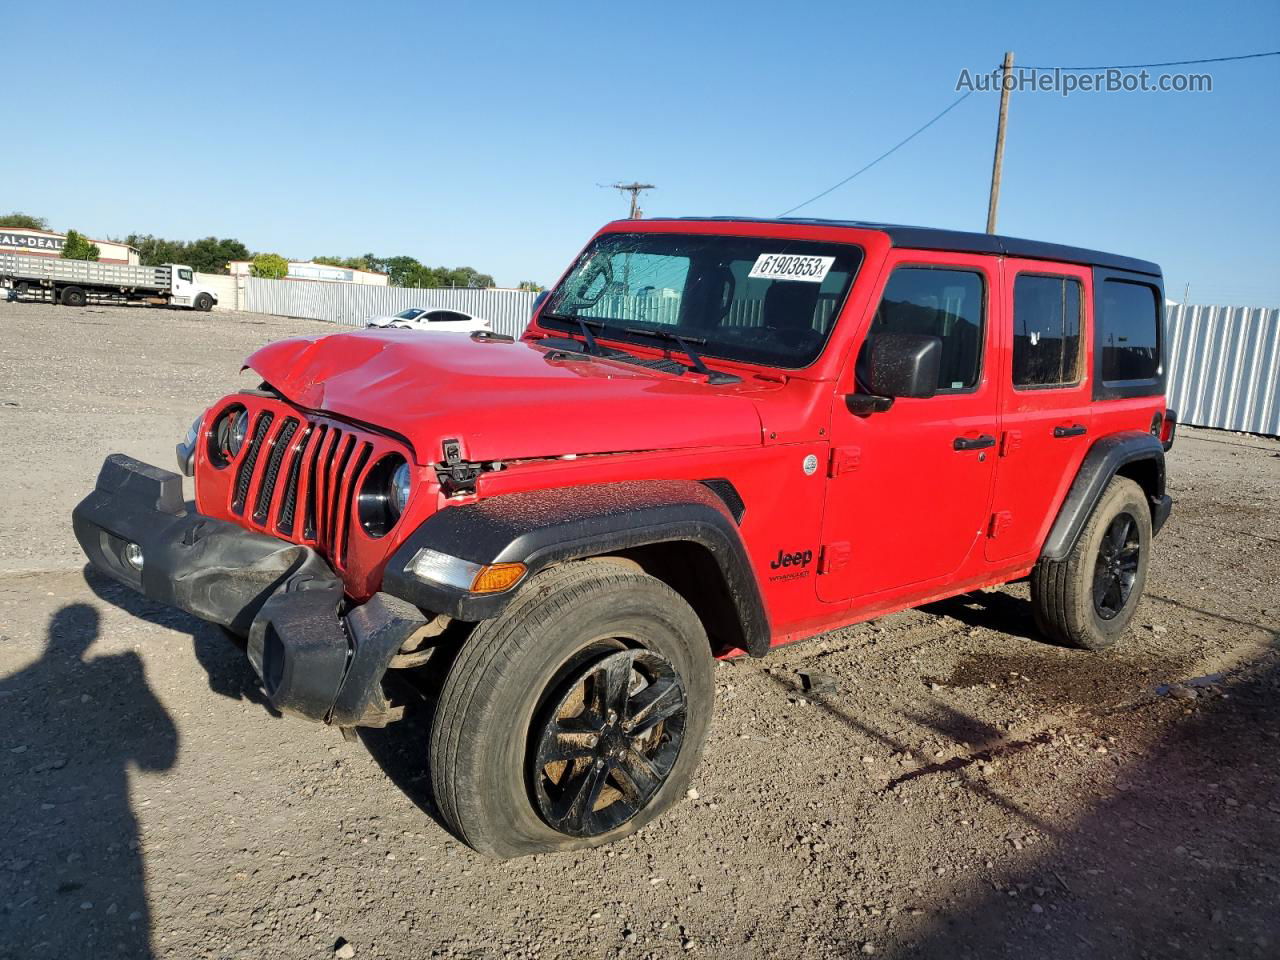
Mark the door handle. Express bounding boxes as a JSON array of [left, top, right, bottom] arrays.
[[953, 434, 996, 451], [1053, 424, 1088, 438]]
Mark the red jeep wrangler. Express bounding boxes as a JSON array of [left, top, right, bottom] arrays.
[[74, 217, 1175, 857]]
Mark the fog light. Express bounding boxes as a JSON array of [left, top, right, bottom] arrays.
[[471, 562, 526, 594], [123, 542, 144, 571]]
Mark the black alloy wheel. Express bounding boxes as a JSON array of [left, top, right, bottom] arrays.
[[1092, 512, 1141, 620], [530, 648, 687, 838]]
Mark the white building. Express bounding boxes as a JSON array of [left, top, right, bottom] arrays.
[[227, 260, 389, 286], [0, 227, 139, 265]]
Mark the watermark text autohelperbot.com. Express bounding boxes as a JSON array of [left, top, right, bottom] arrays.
[[957, 67, 1212, 96]]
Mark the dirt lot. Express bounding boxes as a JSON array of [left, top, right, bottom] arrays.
[[1, 300, 1277, 959]]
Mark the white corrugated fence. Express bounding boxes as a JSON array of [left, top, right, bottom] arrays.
[[243, 276, 537, 338], [1165, 303, 1280, 437]]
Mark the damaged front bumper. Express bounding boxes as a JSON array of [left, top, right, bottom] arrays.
[[72, 454, 428, 727]]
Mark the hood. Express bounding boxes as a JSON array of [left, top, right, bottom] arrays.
[[246, 330, 766, 463]]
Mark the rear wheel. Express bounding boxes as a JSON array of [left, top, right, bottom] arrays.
[[194, 292, 214, 312], [430, 561, 713, 858], [60, 286, 87, 307], [1031, 476, 1152, 650]]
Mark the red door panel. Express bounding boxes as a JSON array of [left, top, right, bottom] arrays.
[[986, 260, 1094, 563], [818, 250, 1002, 603]]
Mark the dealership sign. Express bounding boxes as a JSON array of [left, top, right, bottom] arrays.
[[0, 231, 65, 252]]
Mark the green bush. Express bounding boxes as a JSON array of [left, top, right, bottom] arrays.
[[251, 253, 289, 279]]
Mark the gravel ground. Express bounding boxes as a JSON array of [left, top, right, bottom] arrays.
[[1, 299, 1278, 959]]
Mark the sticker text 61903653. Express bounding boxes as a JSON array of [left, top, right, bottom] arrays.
[[748, 253, 835, 283]]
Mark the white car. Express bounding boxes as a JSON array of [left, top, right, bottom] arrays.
[[366, 307, 490, 333]]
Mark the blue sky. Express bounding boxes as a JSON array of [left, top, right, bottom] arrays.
[[6, 1, 1278, 304]]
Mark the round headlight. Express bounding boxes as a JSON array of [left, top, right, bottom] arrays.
[[390, 461, 412, 515], [227, 409, 249, 456], [208, 405, 250, 468], [358, 454, 411, 538]]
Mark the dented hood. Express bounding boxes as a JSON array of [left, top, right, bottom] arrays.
[[245, 330, 765, 463]]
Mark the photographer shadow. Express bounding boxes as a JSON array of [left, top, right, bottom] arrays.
[[0, 603, 177, 957]]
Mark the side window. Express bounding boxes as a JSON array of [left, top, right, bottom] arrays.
[[1098, 279, 1160, 382], [1013, 274, 1082, 388], [871, 267, 985, 391], [177, 268, 193, 282], [427, 311, 468, 323]]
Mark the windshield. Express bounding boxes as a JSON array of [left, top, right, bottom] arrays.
[[396, 309, 425, 320], [542, 232, 863, 368]]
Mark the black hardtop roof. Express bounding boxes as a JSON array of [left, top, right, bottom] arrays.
[[652, 216, 1161, 278]]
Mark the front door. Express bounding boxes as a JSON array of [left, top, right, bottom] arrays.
[[817, 250, 1001, 603]]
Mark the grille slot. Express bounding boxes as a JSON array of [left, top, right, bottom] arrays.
[[252, 418, 298, 525], [275, 424, 313, 535], [325, 434, 357, 557], [303, 424, 330, 540], [232, 412, 274, 515], [338, 443, 373, 568]]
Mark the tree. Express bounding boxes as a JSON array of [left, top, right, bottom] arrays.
[[518, 281, 544, 292], [0, 212, 49, 230], [61, 230, 100, 261], [186, 236, 250, 274], [312, 255, 376, 272], [125, 234, 248, 273], [251, 253, 289, 279]]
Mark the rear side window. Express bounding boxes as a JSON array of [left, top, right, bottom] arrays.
[[871, 267, 985, 391], [427, 311, 470, 323], [1098, 279, 1160, 382], [1013, 274, 1082, 388]]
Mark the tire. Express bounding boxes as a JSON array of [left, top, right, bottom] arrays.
[[430, 561, 714, 858], [1030, 476, 1152, 650], [60, 286, 87, 307], [194, 292, 214, 312]]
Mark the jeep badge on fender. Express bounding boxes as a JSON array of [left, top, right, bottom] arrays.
[[73, 217, 1174, 858]]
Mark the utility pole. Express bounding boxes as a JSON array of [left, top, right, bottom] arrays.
[[985, 51, 1015, 234], [609, 182, 655, 219]]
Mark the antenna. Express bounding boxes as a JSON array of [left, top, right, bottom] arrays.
[[606, 182, 656, 219]]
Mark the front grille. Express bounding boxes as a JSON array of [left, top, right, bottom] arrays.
[[220, 407, 391, 573]]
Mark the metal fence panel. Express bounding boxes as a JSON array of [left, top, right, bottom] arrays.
[[243, 277, 538, 338], [1165, 304, 1280, 437]]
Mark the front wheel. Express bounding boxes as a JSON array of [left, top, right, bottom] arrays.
[[1031, 476, 1152, 650], [430, 561, 713, 858], [194, 292, 214, 312]]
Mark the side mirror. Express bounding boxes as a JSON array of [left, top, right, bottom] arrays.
[[846, 333, 942, 415]]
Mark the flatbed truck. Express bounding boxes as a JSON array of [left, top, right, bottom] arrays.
[[0, 254, 219, 310]]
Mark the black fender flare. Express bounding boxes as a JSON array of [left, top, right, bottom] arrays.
[[1040, 431, 1170, 562], [383, 479, 772, 656]]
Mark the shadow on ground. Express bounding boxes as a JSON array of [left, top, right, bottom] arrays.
[[83, 566, 280, 717], [0, 603, 177, 958], [904, 652, 1280, 958]]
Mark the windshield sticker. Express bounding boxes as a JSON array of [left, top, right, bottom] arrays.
[[749, 253, 835, 283]]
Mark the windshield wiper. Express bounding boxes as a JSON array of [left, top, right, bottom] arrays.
[[621, 327, 721, 377], [541, 311, 604, 355]]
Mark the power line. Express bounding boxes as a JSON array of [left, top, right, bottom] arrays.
[[775, 48, 1278, 220], [1018, 50, 1280, 70], [777, 90, 975, 217]]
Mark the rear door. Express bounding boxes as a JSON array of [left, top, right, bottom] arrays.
[[817, 250, 1001, 603], [985, 259, 1093, 562]]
